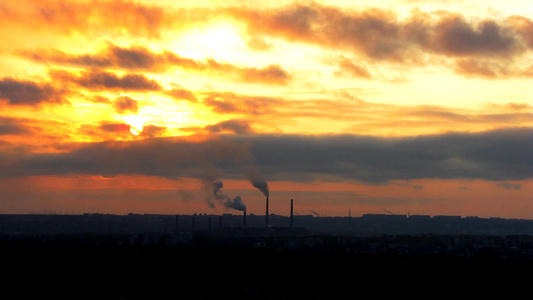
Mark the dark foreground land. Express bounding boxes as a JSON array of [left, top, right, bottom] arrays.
[[1, 238, 531, 299]]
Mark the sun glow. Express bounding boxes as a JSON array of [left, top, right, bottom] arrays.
[[124, 115, 145, 136], [173, 19, 243, 62]]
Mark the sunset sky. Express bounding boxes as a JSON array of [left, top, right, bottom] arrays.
[[0, 0, 531, 218]]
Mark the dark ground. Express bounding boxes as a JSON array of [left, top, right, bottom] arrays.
[[1, 239, 531, 299]]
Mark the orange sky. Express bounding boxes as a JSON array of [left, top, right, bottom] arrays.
[[0, 0, 531, 218]]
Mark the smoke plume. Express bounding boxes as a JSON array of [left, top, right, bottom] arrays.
[[225, 196, 246, 211], [246, 170, 269, 197], [211, 180, 247, 211]]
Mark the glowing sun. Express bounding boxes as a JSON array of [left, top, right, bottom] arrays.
[[124, 116, 145, 136]]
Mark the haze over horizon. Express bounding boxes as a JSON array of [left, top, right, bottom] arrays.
[[0, 0, 531, 219]]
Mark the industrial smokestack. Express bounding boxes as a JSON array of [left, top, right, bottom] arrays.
[[192, 215, 195, 232], [243, 210, 247, 229], [175, 215, 179, 233], [290, 199, 294, 228], [208, 216, 212, 230], [265, 197, 269, 228]]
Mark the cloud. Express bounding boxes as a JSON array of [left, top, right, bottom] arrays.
[[78, 122, 132, 141], [113, 96, 139, 114], [413, 185, 424, 190], [246, 36, 273, 51], [87, 95, 112, 104], [0, 78, 68, 106], [507, 15, 533, 50], [166, 53, 291, 85], [25, 44, 165, 71], [205, 119, 252, 134], [497, 182, 522, 190], [333, 57, 372, 78], [240, 127, 533, 182], [99, 123, 131, 133], [26, 44, 291, 85], [453, 58, 533, 78], [0, 128, 531, 184], [0, 0, 182, 39], [166, 88, 197, 102], [202, 92, 279, 115], [9, 2, 533, 71], [0, 116, 32, 135], [431, 14, 522, 57], [229, 4, 532, 69], [51, 69, 161, 91], [140, 125, 167, 137], [79, 122, 167, 140]]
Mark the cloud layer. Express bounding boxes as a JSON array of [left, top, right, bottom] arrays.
[[1, 128, 530, 183]]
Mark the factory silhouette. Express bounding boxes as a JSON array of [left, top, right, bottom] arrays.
[[2, 197, 533, 299], [3, 196, 533, 256]]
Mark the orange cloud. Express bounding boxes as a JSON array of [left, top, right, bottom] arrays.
[[113, 96, 139, 114]]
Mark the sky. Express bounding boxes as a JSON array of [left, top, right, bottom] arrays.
[[0, 0, 531, 218]]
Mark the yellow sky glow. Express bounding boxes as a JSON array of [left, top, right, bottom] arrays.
[[0, 0, 531, 217]]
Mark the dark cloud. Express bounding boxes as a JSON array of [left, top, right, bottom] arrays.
[[108, 44, 161, 70], [242, 127, 533, 182], [497, 182, 522, 190], [205, 119, 252, 134], [413, 185, 424, 190], [51, 69, 161, 91], [0, 78, 67, 106], [0, 137, 254, 179], [27, 44, 291, 84], [113, 96, 138, 114], [431, 14, 521, 57], [0, 128, 531, 183], [140, 125, 167, 137], [99, 123, 131, 133], [230, 4, 532, 65], [26, 44, 164, 71]]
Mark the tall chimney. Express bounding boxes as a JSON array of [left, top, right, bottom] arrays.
[[208, 216, 212, 230], [265, 197, 269, 228], [243, 210, 247, 229], [192, 215, 195, 232], [175, 215, 179, 233], [290, 199, 294, 228]]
